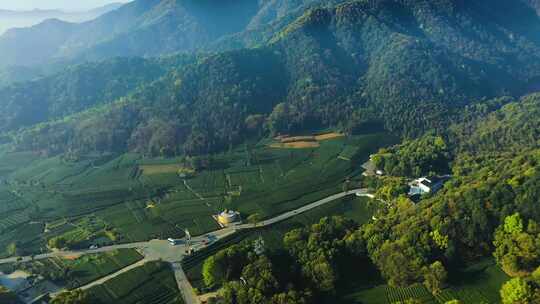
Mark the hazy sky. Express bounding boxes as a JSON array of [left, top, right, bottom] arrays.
[[0, 0, 131, 11]]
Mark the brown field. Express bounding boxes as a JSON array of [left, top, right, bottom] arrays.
[[314, 132, 345, 141], [140, 164, 185, 175], [280, 136, 316, 143], [62, 255, 82, 260], [270, 141, 320, 149], [270, 132, 343, 149]]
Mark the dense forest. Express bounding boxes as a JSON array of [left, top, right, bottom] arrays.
[[3, 0, 540, 158], [0, 57, 186, 132]]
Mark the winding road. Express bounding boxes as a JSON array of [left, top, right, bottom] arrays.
[[1, 188, 372, 304]]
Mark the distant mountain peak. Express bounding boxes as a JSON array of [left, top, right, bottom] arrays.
[[0, 3, 127, 36]]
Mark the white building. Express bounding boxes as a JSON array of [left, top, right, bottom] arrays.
[[408, 177, 445, 196]]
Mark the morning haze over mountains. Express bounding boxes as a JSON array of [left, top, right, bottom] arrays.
[[0, 3, 125, 35], [0, 1, 540, 304]]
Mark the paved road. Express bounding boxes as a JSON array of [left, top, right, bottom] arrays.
[[172, 262, 201, 304], [1, 188, 369, 304], [0, 189, 368, 266], [237, 189, 369, 229], [0, 241, 149, 265]]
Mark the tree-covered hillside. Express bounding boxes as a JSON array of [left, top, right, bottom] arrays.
[[187, 93, 540, 303], [0, 56, 198, 132], [6, 0, 540, 158], [360, 93, 540, 289]]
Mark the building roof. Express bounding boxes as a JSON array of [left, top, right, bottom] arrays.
[[219, 210, 238, 219]]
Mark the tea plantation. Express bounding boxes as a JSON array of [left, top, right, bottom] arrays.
[[0, 132, 396, 257], [86, 261, 184, 304]]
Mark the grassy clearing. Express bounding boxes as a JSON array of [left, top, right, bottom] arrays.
[[86, 261, 184, 304]]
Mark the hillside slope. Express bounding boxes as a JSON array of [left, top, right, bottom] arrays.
[[0, 0, 345, 67], [0, 56, 198, 132], [0, 3, 124, 35], [4, 0, 540, 158]]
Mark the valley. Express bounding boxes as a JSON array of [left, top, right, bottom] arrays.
[[0, 0, 539, 303]]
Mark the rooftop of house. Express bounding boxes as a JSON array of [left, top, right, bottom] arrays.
[[412, 176, 444, 186]]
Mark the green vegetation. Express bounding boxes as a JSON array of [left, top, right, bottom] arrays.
[[5, 0, 540, 159], [85, 261, 184, 304], [0, 57, 177, 132], [493, 214, 540, 276], [325, 259, 509, 304], [0, 285, 19, 304], [500, 278, 534, 304], [196, 217, 510, 304], [190, 94, 540, 303], [498, 267, 540, 304], [202, 242, 252, 288], [349, 95, 540, 296], [204, 216, 363, 304], [185, 195, 379, 291], [0, 133, 389, 257], [1, 1, 540, 303], [15, 249, 142, 289], [372, 136, 451, 177], [51, 290, 90, 304]]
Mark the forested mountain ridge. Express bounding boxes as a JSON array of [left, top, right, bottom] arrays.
[[0, 0, 348, 68], [0, 55, 198, 133], [6, 0, 540, 158]]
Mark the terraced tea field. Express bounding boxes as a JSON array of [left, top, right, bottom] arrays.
[[337, 259, 508, 304], [0, 132, 396, 257], [15, 249, 143, 289], [86, 261, 184, 304]]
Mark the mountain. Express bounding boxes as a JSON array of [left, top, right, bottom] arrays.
[[6, 0, 540, 158], [87, 3, 127, 16], [0, 3, 125, 35], [0, 0, 346, 68], [523, 0, 540, 14], [0, 55, 199, 135], [0, 65, 45, 88]]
